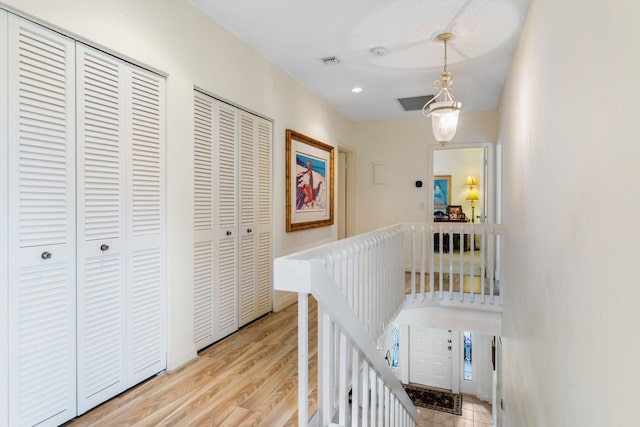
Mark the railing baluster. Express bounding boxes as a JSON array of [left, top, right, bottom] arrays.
[[449, 224, 454, 297], [364, 240, 371, 335], [354, 246, 361, 322], [338, 332, 348, 425], [377, 377, 384, 427], [481, 227, 486, 304], [459, 228, 464, 302], [362, 362, 370, 427], [352, 349, 361, 427], [370, 370, 377, 427], [439, 224, 444, 300], [297, 293, 308, 427], [384, 385, 390, 426], [470, 226, 475, 303], [420, 226, 426, 300], [410, 226, 416, 300], [319, 308, 332, 425], [429, 224, 435, 301], [489, 230, 495, 304]]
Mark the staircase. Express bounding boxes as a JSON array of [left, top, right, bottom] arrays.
[[274, 222, 503, 426]]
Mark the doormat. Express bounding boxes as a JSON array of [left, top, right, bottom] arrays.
[[403, 383, 462, 415]]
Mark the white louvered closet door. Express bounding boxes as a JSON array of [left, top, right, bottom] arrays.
[[238, 112, 257, 327], [255, 118, 273, 318], [76, 43, 127, 414], [238, 113, 273, 325], [193, 92, 215, 349], [213, 100, 239, 340], [0, 10, 8, 427], [192, 92, 272, 348], [7, 15, 77, 427], [125, 66, 166, 384]]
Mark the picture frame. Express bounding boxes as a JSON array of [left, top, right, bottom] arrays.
[[286, 129, 334, 232], [447, 205, 463, 219], [433, 175, 451, 208]]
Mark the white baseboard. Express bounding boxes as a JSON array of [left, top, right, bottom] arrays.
[[166, 348, 197, 372], [274, 291, 298, 312]]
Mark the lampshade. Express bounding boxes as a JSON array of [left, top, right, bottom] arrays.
[[466, 188, 479, 201], [429, 101, 461, 145], [464, 175, 478, 188]]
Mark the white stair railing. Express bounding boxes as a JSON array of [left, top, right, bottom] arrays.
[[407, 223, 503, 305], [274, 225, 418, 426]]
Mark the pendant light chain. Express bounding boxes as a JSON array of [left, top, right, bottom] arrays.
[[443, 38, 448, 73]]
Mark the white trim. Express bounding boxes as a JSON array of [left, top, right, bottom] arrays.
[[427, 142, 496, 224]]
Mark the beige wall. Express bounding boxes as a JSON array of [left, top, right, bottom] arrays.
[[0, 0, 354, 370], [352, 111, 497, 233], [498, 0, 640, 425]]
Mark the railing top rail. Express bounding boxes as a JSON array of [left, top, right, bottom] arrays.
[[277, 223, 405, 261], [407, 222, 504, 231]]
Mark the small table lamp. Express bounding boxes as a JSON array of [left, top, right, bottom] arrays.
[[466, 188, 479, 222]]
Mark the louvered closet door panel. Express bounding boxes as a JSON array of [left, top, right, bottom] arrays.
[[193, 91, 214, 349], [238, 112, 256, 326], [76, 44, 127, 414], [256, 118, 273, 316], [213, 100, 238, 339], [125, 66, 166, 383], [0, 11, 8, 427], [7, 15, 76, 427]]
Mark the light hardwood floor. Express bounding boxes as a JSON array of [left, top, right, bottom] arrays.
[[66, 297, 317, 426]]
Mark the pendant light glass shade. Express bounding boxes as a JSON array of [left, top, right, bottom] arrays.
[[429, 100, 461, 145]]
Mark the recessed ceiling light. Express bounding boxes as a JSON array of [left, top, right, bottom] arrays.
[[352, 87, 364, 93]]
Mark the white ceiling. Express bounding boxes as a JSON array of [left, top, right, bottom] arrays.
[[189, 0, 530, 122]]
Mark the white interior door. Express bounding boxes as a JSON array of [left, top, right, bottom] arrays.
[[193, 92, 216, 349], [0, 10, 8, 427], [255, 118, 272, 318], [238, 111, 257, 327], [410, 326, 453, 390], [7, 14, 77, 426], [125, 66, 166, 384], [214, 100, 239, 340], [76, 43, 127, 414]]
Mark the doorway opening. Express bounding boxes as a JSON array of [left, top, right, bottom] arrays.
[[337, 148, 354, 239], [431, 146, 492, 224]]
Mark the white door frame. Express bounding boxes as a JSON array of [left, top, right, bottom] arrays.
[[427, 142, 496, 224]]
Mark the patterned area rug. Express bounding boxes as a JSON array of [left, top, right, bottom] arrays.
[[403, 383, 462, 415]]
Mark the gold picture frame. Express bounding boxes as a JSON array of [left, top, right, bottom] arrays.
[[286, 129, 334, 232]]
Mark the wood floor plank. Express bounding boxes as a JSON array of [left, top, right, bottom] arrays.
[[67, 296, 318, 426]]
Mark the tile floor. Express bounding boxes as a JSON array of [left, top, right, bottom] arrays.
[[415, 394, 492, 427]]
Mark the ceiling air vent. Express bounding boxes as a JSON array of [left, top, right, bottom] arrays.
[[397, 95, 434, 112], [320, 56, 341, 65]]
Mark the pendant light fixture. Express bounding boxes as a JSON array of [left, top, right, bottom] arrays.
[[423, 32, 462, 146]]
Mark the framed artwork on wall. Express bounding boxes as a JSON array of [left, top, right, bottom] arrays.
[[286, 129, 334, 232], [433, 175, 451, 208]]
